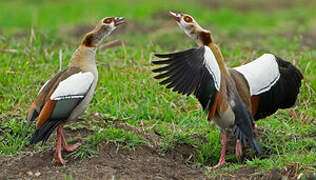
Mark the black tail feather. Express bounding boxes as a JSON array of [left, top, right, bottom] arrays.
[[231, 90, 262, 154], [232, 124, 262, 154], [30, 120, 63, 145], [251, 138, 263, 154]]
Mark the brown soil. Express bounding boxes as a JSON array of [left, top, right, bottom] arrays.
[[0, 126, 205, 180], [1, 124, 314, 180], [1, 144, 206, 179]]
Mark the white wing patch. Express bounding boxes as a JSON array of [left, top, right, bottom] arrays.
[[234, 54, 280, 95], [203, 46, 221, 91], [50, 72, 94, 100]]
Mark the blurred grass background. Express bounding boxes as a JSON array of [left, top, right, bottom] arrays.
[[0, 0, 315, 175]]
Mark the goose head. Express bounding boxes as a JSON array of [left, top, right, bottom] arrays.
[[168, 12, 212, 46], [82, 17, 125, 47]]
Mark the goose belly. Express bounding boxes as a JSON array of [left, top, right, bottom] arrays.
[[213, 106, 235, 131]]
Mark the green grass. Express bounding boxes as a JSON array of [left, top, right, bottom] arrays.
[[0, 0, 315, 176], [68, 126, 146, 160], [0, 117, 33, 155]]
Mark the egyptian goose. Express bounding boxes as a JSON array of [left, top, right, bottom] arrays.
[[27, 17, 125, 164], [152, 12, 303, 168]]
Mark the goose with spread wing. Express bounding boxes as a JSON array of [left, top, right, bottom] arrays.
[[27, 17, 125, 164], [152, 12, 303, 168]]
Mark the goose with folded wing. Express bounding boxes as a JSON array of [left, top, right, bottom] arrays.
[[27, 17, 125, 164], [152, 12, 303, 168]]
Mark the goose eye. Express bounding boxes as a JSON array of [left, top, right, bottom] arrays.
[[103, 18, 113, 24], [184, 16, 193, 23]]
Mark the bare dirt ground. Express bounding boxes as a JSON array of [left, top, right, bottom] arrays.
[[1, 143, 204, 179], [1, 123, 314, 180], [0, 124, 204, 179]]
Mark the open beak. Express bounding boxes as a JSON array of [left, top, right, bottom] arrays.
[[168, 11, 181, 22], [114, 17, 125, 26]]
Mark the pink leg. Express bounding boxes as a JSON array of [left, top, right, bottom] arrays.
[[213, 133, 227, 168], [254, 123, 258, 137], [59, 125, 81, 152], [235, 139, 243, 158], [234, 123, 257, 159], [55, 126, 68, 164]]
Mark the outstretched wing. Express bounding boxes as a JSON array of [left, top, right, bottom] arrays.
[[30, 71, 95, 144], [152, 46, 221, 112], [234, 54, 303, 120]]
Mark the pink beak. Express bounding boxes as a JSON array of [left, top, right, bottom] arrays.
[[168, 11, 181, 22]]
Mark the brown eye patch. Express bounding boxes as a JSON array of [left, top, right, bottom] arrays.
[[103, 18, 113, 24], [183, 16, 193, 23]]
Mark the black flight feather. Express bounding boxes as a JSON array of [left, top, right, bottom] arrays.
[[152, 46, 219, 112], [254, 55, 303, 120]]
